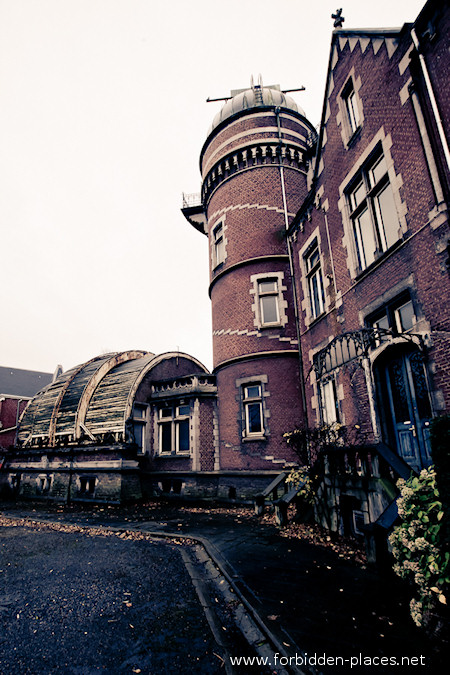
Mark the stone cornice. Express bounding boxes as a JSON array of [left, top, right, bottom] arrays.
[[202, 142, 309, 207]]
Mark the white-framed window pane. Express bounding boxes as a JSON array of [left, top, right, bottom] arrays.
[[369, 155, 387, 187], [395, 301, 414, 332], [346, 90, 360, 132], [177, 419, 190, 452], [159, 408, 172, 419], [350, 181, 366, 210], [245, 385, 261, 399], [214, 224, 224, 266], [309, 269, 325, 318], [177, 404, 190, 417], [374, 314, 390, 331], [355, 208, 376, 269], [260, 295, 279, 324], [160, 422, 172, 453], [246, 402, 263, 434], [321, 380, 338, 425], [374, 184, 398, 250], [259, 280, 277, 294], [307, 248, 320, 271], [134, 423, 145, 452]]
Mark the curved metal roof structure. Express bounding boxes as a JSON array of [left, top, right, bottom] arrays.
[[16, 350, 210, 448]]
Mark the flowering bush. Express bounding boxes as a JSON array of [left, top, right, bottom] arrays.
[[389, 466, 449, 627], [286, 465, 315, 504]]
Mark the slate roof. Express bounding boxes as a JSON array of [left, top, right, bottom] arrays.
[[0, 366, 54, 398]]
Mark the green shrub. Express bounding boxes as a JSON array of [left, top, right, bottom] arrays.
[[389, 466, 449, 627]]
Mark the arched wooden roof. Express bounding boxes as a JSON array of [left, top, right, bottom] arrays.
[[17, 351, 154, 446], [17, 350, 210, 447]]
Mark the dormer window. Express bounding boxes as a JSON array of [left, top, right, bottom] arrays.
[[343, 81, 360, 135]]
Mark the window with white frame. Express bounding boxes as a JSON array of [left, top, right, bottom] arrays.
[[320, 378, 339, 425], [343, 80, 360, 135], [347, 150, 400, 272], [305, 241, 325, 319], [213, 222, 225, 268], [258, 278, 280, 326], [243, 384, 264, 437], [158, 404, 190, 454]]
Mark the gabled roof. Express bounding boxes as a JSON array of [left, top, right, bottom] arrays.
[[0, 366, 55, 398]]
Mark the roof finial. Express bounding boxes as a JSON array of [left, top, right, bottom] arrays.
[[331, 8, 345, 28]]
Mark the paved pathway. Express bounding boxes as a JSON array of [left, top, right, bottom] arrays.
[[1, 502, 440, 673]]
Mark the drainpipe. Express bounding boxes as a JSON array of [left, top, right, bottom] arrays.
[[362, 358, 381, 443], [409, 83, 445, 205], [411, 27, 450, 174], [275, 106, 309, 427], [14, 398, 26, 446], [323, 210, 337, 294]]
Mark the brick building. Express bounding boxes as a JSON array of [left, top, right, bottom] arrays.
[[1, 351, 217, 502], [0, 365, 59, 452], [3, 1, 448, 528], [285, 0, 449, 536]]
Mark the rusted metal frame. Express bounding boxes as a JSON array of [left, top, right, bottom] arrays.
[[75, 351, 150, 441], [312, 328, 424, 379]]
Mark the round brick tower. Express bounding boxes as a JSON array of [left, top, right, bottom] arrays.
[[184, 80, 316, 476]]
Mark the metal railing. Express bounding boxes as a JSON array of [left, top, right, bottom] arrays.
[[182, 192, 202, 208]]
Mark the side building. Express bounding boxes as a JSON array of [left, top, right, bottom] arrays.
[[0, 365, 60, 453], [1, 351, 217, 503]]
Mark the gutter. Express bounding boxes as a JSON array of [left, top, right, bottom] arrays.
[[411, 27, 450, 174]]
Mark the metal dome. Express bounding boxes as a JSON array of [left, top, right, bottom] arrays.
[[208, 82, 306, 135]]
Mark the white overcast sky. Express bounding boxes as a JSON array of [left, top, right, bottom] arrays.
[[0, 0, 425, 374]]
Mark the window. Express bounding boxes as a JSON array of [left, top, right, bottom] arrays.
[[79, 476, 96, 496], [213, 222, 225, 267], [158, 404, 190, 454], [37, 474, 51, 494], [320, 378, 339, 425], [343, 81, 360, 135], [348, 151, 400, 272], [368, 294, 415, 335], [305, 242, 325, 319], [258, 279, 280, 326], [243, 384, 264, 437], [250, 272, 287, 329], [132, 403, 148, 454]]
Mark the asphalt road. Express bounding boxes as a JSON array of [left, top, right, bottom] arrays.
[[0, 524, 229, 675]]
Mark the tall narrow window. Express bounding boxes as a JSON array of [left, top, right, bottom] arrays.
[[343, 81, 360, 135], [258, 279, 280, 326], [320, 379, 339, 425], [133, 403, 148, 454], [213, 222, 225, 267], [243, 384, 264, 436], [305, 242, 325, 319], [348, 150, 400, 272]]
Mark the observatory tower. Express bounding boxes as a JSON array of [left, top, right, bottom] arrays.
[[183, 78, 316, 475]]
